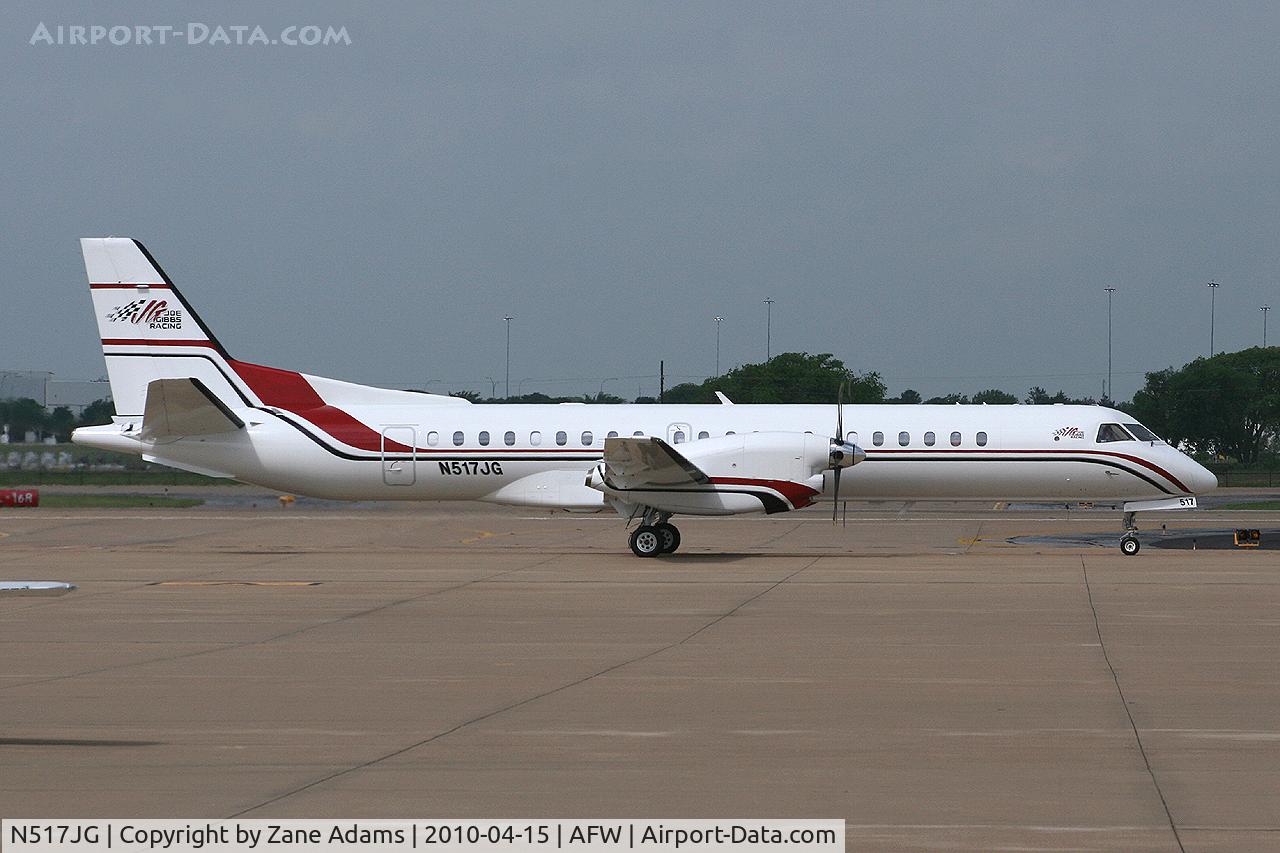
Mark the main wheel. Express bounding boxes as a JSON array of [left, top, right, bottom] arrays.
[[1120, 536, 1140, 556], [629, 525, 663, 557], [655, 522, 681, 554]]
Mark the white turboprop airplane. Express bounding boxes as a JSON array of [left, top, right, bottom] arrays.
[[72, 238, 1216, 557]]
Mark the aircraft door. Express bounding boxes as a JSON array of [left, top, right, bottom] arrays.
[[667, 422, 692, 444], [381, 426, 416, 485]]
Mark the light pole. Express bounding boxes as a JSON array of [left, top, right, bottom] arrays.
[[599, 377, 617, 398], [714, 316, 724, 376], [485, 376, 498, 398], [1104, 287, 1116, 401], [763, 298, 775, 361], [1207, 281, 1219, 356], [502, 315, 514, 398], [1263, 305, 1271, 348]]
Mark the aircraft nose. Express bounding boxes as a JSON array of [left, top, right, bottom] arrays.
[[1186, 458, 1218, 493]]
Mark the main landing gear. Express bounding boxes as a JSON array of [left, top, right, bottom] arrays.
[[628, 511, 681, 557], [1120, 510, 1140, 556]]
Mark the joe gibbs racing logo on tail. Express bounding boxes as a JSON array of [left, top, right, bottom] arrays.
[[106, 299, 183, 329]]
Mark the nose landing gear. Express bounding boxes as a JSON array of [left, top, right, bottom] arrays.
[[1120, 510, 1140, 556], [628, 510, 682, 557]]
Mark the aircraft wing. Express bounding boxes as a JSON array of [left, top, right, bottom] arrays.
[[598, 437, 710, 489], [141, 378, 245, 441]]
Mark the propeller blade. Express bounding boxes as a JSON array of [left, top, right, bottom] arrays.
[[832, 466, 841, 524], [836, 379, 845, 440]]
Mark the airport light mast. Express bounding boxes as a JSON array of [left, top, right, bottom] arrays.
[[714, 316, 724, 376], [502, 315, 514, 399], [1207, 281, 1219, 356], [1104, 286, 1116, 402], [763, 298, 775, 361]]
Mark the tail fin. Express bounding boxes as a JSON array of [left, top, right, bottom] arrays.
[[83, 238, 238, 416]]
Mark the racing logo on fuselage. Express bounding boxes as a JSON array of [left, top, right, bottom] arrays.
[[106, 299, 183, 329], [1053, 427, 1086, 441]]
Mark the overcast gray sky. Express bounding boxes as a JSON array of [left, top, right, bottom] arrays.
[[4, 1, 1279, 402]]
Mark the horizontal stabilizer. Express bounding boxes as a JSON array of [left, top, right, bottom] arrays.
[[597, 437, 709, 489], [141, 378, 245, 441]]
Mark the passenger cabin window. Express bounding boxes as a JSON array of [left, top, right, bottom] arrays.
[[673, 430, 686, 444], [607, 431, 618, 438], [581, 431, 593, 445], [530, 430, 542, 446], [872, 431, 884, 446], [1125, 423, 1160, 442], [898, 431, 910, 446], [976, 431, 988, 447], [950, 431, 961, 446], [633, 430, 645, 436], [924, 431, 935, 446], [555, 430, 568, 446], [726, 430, 735, 435], [427, 431, 439, 446], [697, 431, 709, 440], [504, 431, 515, 446], [846, 431, 858, 444], [1097, 423, 1133, 443], [452, 431, 464, 446], [478, 431, 490, 446]]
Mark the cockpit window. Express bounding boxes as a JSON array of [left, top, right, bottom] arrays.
[[1096, 423, 1134, 443], [1124, 422, 1160, 442]]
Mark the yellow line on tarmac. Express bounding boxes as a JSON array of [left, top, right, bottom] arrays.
[[460, 530, 496, 545]]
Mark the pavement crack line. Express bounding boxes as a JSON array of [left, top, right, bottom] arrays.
[[0, 556, 556, 693], [228, 556, 823, 817], [1081, 556, 1185, 853], [759, 522, 804, 547]]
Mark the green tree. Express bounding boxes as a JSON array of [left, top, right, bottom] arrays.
[[925, 393, 969, 405], [46, 406, 77, 442], [887, 389, 922, 404], [77, 398, 115, 426], [1024, 386, 1096, 405], [1130, 348, 1280, 463], [0, 397, 48, 441], [662, 353, 884, 404], [972, 388, 1019, 404]]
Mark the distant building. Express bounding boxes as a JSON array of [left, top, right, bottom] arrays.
[[45, 379, 112, 414], [0, 371, 112, 414], [0, 371, 52, 404]]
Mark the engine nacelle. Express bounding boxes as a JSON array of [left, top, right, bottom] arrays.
[[588, 431, 862, 516]]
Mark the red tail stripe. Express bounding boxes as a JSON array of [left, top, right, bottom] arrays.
[[102, 338, 214, 347]]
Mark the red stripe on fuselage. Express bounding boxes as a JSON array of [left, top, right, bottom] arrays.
[[865, 448, 1189, 493], [228, 360, 415, 453], [708, 477, 821, 509]]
